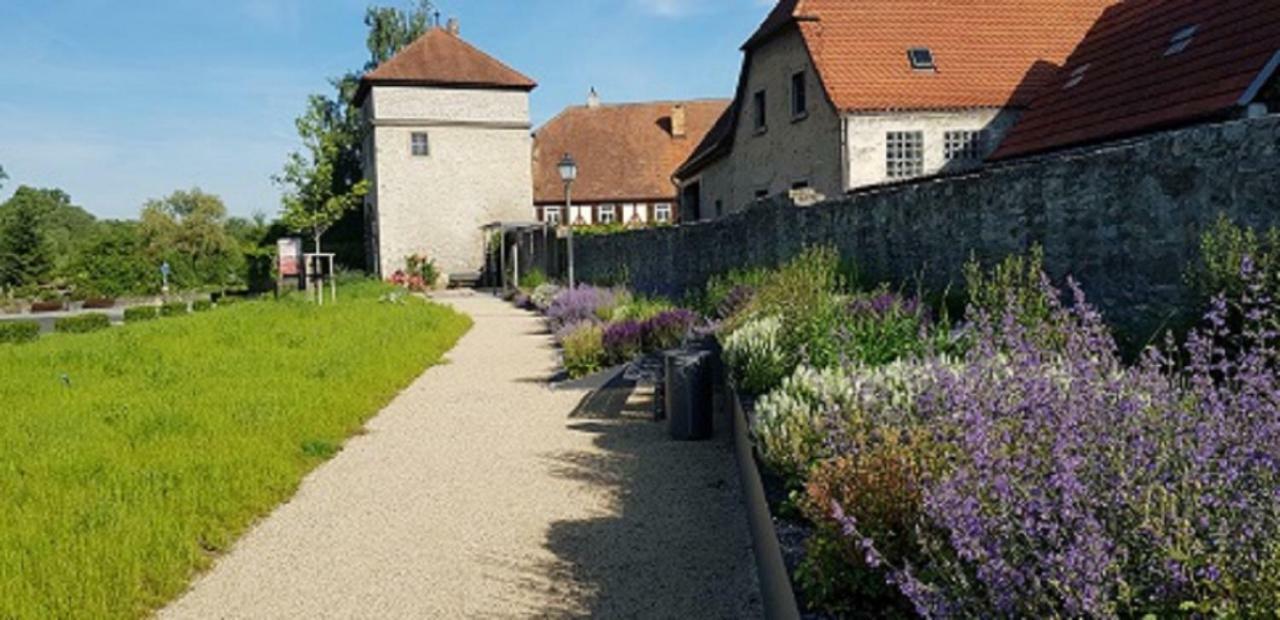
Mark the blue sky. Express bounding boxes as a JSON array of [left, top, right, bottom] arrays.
[[0, 0, 771, 220]]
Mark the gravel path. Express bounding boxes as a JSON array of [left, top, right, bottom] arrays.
[[160, 291, 762, 619]]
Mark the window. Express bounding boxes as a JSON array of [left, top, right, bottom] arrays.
[[410, 132, 430, 157], [654, 203, 672, 223], [715, 200, 724, 218], [754, 189, 769, 199], [752, 90, 767, 133], [544, 207, 562, 226], [1165, 25, 1198, 56], [791, 180, 810, 190], [886, 131, 924, 179], [1063, 63, 1090, 90], [598, 204, 617, 224], [791, 71, 808, 119], [944, 130, 986, 163], [908, 48, 936, 71]]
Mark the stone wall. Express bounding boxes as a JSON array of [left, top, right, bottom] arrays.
[[564, 116, 1280, 342]]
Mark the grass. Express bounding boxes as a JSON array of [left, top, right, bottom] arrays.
[[0, 281, 471, 618]]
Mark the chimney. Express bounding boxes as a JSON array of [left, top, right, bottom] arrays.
[[586, 87, 600, 109], [671, 104, 687, 138], [446, 17, 460, 35]]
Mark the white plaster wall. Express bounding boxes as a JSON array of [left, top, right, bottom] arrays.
[[373, 86, 529, 124], [367, 85, 532, 277], [843, 108, 1021, 189]]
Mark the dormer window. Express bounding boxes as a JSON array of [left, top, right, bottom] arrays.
[[1165, 25, 1198, 56], [1063, 63, 1091, 90], [908, 48, 936, 71]]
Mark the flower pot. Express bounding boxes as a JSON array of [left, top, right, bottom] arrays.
[[30, 301, 65, 313]]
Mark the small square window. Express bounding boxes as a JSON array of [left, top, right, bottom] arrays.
[[944, 130, 987, 163], [598, 204, 616, 224], [544, 207, 562, 226], [908, 48, 936, 71], [752, 90, 767, 133], [791, 180, 810, 190], [410, 132, 430, 157], [654, 203, 672, 223], [1063, 63, 1090, 90], [791, 71, 808, 119], [886, 131, 924, 179], [1165, 25, 1198, 56]]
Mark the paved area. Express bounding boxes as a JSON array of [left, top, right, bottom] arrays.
[[161, 290, 761, 619]]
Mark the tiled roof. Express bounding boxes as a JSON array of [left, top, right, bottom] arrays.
[[532, 100, 730, 204], [678, 0, 1115, 178], [755, 0, 1115, 111], [356, 28, 535, 104], [992, 0, 1280, 160]]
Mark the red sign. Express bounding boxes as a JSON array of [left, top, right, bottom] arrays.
[[278, 238, 302, 277]]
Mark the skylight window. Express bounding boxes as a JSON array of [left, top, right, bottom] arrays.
[[1165, 25, 1198, 56], [1063, 63, 1091, 90], [908, 48, 936, 71]]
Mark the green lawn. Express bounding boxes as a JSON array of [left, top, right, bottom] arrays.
[[0, 283, 471, 618]]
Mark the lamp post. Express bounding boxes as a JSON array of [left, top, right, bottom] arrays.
[[558, 153, 578, 288]]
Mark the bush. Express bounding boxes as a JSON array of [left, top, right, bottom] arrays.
[[530, 283, 562, 312], [702, 267, 768, 319], [1191, 214, 1280, 301], [612, 295, 674, 322], [519, 268, 548, 290], [642, 308, 699, 351], [53, 313, 111, 334], [160, 302, 188, 317], [602, 320, 644, 365], [561, 322, 605, 378], [405, 253, 440, 291], [722, 316, 789, 395], [0, 321, 40, 344], [546, 286, 621, 332], [124, 306, 160, 323], [191, 300, 213, 312]]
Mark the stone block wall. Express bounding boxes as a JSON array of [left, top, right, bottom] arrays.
[[555, 116, 1280, 341]]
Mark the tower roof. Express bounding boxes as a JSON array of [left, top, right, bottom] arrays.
[[355, 28, 536, 104]]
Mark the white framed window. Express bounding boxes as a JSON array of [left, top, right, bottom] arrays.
[[410, 132, 430, 157], [598, 204, 617, 224], [654, 203, 672, 223], [544, 207, 562, 226], [944, 130, 987, 163], [886, 131, 924, 179]]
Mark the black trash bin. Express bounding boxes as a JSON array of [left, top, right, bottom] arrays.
[[665, 349, 714, 441]]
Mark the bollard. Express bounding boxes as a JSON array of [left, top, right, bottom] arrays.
[[665, 349, 713, 441]]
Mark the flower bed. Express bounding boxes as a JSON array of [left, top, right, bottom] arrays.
[[715, 246, 1280, 617]]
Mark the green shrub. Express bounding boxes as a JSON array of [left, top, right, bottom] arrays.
[[701, 267, 768, 318], [723, 316, 790, 395], [160, 302, 188, 317], [1191, 214, 1280, 300], [54, 314, 111, 334], [561, 322, 605, 378], [519, 268, 548, 290], [612, 295, 674, 322], [191, 300, 213, 312], [124, 306, 160, 323], [963, 245, 1052, 328], [0, 321, 40, 345]]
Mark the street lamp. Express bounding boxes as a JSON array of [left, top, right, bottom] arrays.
[[558, 153, 578, 288]]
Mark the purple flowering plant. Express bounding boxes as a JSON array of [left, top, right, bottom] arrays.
[[546, 286, 620, 332], [642, 308, 699, 351], [602, 320, 644, 365], [832, 262, 1280, 618]]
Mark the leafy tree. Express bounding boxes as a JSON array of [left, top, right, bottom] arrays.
[[66, 221, 156, 297], [140, 188, 242, 289], [0, 191, 53, 289], [0, 164, 7, 191], [276, 0, 434, 261]]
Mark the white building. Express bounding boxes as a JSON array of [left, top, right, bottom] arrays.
[[356, 23, 537, 279], [674, 0, 1114, 220]]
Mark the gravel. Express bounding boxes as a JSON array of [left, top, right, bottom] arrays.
[[160, 291, 762, 619]]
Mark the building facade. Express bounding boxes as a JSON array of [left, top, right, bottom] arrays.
[[675, 0, 1113, 220], [532, 94, 728, 226], [357, 24, 536, 279]]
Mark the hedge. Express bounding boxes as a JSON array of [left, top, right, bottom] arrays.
[[192, 300, 213, 313], [0, 321, 41, 345], [124, 307, 160, 323], [160, 302, 188, 317], [54, 314, 112, 334]]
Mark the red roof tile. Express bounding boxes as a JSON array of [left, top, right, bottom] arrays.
[[533, 100, 730, 204], [993, 0, 1280, 160], [356, 28, 535, 104]]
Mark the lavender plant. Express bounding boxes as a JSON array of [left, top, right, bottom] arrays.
[[642, 308, 699, 351], [546, 286, 619, 332], [602, 320, 644, 365]]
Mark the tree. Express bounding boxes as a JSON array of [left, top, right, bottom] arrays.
[[276, 0, 434, 260], [0, 164, 7, 191], [66, 221, 155, 297], [0, 190, 53, 289], [140, 188, 241, 289]]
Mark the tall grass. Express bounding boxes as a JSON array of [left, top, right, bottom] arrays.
[[0, 281, 471, 618]]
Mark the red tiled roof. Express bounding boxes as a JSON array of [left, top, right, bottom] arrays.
[[992, 0, 1280, 160], [355, 28, 535, 104], [754, 0, 1115, 111], [532, 100, 730, 204]]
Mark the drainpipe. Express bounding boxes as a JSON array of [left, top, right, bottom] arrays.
[[839, 114, 850, 193]]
